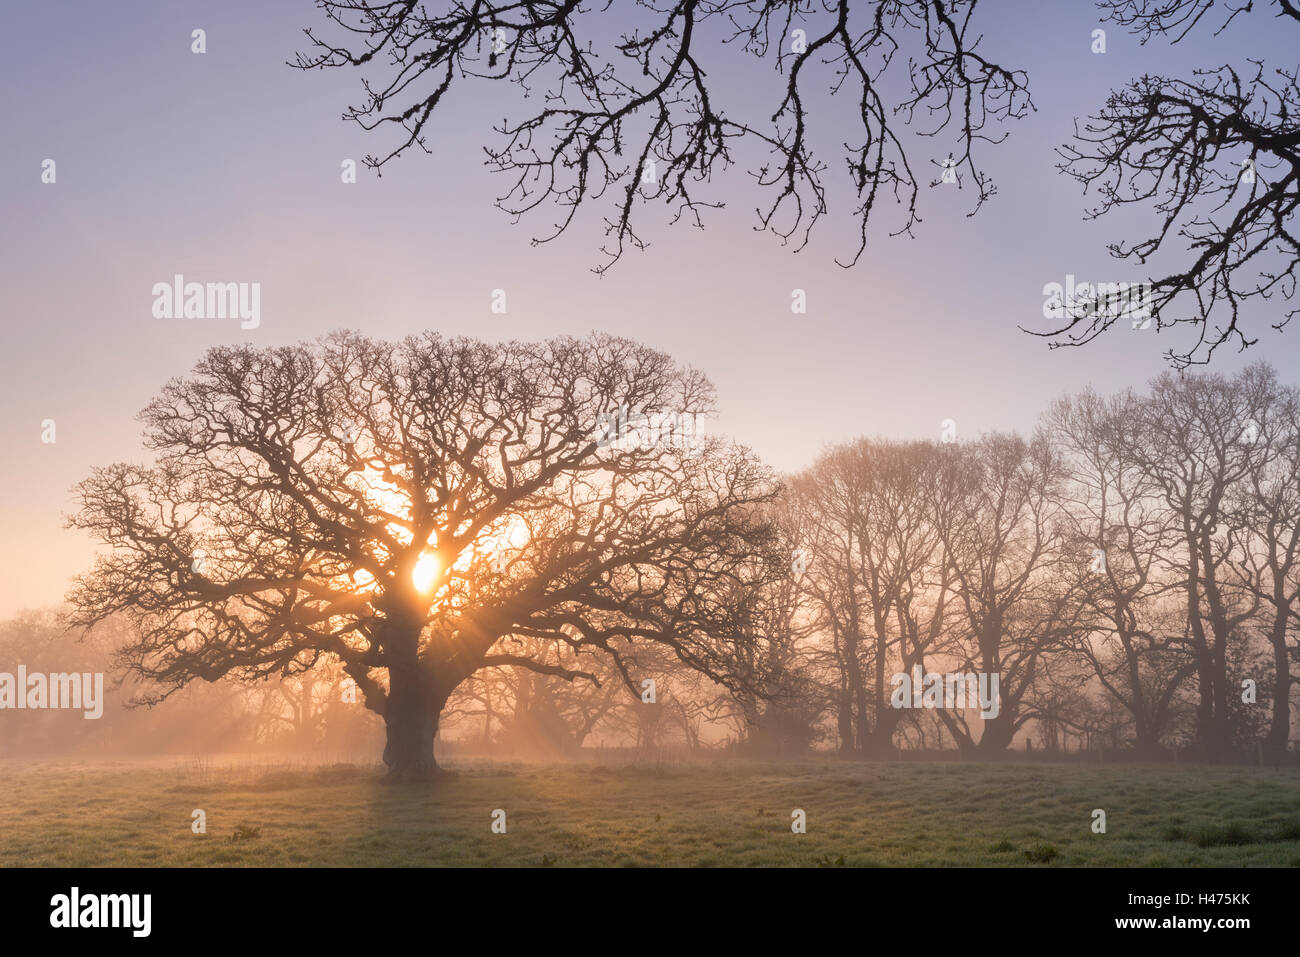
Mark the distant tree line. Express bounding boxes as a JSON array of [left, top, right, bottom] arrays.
[[17, 359, 1299, 767], [446, 362, 1300, 764]]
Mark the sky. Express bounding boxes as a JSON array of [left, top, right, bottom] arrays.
[[1, 0, 1297, 616]]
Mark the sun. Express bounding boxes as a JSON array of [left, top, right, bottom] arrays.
[[412, 552, 438, 594], [343, 465, 529, 598]]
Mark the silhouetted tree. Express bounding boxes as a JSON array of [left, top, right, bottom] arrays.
[[790, 439, 951, 755], [1221, 368, 1300, 762], [1044, 0, 1300, 366], [65, 331, 782, 779], [1048, 388, 1196, 756], [928, 434, 1080, 756], [294, 0, 1032, 271], [1115, 364, 1272, 759]]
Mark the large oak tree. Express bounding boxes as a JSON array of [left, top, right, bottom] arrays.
[[65, 331, 782, 778]]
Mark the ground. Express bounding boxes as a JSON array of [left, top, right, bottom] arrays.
[[2, 757, 1299, 866]]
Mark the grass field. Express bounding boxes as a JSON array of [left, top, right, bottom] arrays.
[[2, 757, 1299, 867]]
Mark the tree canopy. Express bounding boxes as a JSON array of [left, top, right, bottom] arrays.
[[66, 331, 783, 777]]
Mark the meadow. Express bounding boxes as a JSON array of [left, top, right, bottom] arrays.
[[2, 757, 1298, 867]]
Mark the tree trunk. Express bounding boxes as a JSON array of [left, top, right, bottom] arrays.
[[973, 622, 1010, 757], [864, 708, 900, 757], [975, 713, 1015, 756], [382, 663, 445, 780], [836, 684, 855, 754], [379, 607, 453, 780], [1184, 541, 1219, 755], [1198, 532, 1235, 761], [1265, 614, 1291, 764], [1120, 626, 1157, 756], [374, 602, 459, 781], [843, 630, 869, 753]]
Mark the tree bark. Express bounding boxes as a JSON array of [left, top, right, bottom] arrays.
[[836, 685, 855, 754], [382, 664, 446, 780], [975, 713, 1015, 755], [1265, 612, 1291, 764], [379, 610, 452, 781]]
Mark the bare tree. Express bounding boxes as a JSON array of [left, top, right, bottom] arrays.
[[65, 331, 782, 779], [1223, 370, 1300, 761], [294, 0, 1031, 271], [1041, 0, 1300, 366], [1119, 364, 1269, 759], [928, 434, 1076, 755], [789, 439, 950, 755], [788, 448, 875, 753], [725, 534, 827, 756], [1048, 388, 1196, 755]]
